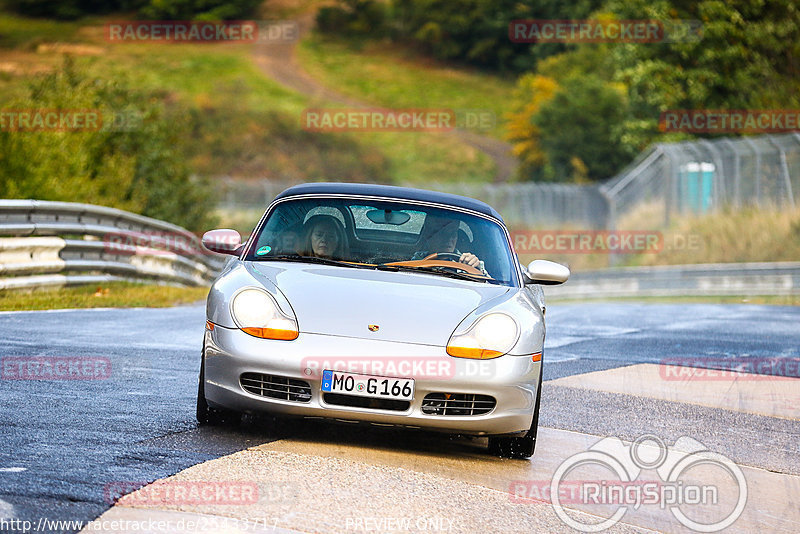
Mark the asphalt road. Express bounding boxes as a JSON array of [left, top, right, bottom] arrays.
[[1, 303, 798, 533]]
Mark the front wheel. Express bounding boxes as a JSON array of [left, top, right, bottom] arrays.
[[196, 350, 240, 426], [489, 366, 542, 459], [488, 432, 536, 459]]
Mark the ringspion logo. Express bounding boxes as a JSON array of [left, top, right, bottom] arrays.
[[528, 434, 747, 532]]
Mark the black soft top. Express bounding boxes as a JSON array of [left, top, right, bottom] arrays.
[[274, 182, 503, 221]]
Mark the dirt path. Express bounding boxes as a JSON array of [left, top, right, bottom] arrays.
[[251, 14, 519, 183]]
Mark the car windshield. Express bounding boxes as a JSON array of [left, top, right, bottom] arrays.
[[245, 197, 518, 286]]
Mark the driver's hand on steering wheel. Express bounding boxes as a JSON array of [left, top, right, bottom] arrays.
[[459, 252, 481, 268]]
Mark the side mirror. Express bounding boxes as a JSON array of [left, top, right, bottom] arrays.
[[202, 229, 242, 256], [524, 260, 570, 285]]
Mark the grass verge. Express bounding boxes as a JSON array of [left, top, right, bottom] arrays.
[[297, 33, 515, 141], [0, 282, 209, 311], [0, 13, 496, 185], [0, 12, 82, 48]]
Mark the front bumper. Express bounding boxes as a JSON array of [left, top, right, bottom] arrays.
[[203, 326, 541, 436]]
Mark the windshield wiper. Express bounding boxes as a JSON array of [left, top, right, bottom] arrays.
[[261, 254, 365, 269], [378, 263, 494, 283]]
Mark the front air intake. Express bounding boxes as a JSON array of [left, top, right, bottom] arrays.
[[421, 393, 496, 416], [240, 373, 312, 403]]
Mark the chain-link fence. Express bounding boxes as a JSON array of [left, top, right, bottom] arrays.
[[603, 132, 799, 227], [216, 132, 800, 230], [217, 179, 610, 229]]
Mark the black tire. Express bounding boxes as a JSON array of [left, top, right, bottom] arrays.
[[489, 361, 543, 459], [196, 349, 240, 426]]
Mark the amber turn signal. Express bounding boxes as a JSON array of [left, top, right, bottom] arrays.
[[446, 346, 503, 360], [242, 327, 299, 340]]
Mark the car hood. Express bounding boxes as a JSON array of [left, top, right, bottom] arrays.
[[246, 262, 512, 346]]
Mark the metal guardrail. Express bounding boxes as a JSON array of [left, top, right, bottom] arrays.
[[0, 200, 225, 290], [4, 200, 795, 297], [546, 262, 800, 299]]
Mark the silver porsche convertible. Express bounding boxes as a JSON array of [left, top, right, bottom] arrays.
[[198, 183, 569, 458]]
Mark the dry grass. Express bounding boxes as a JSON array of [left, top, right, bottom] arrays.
[[513, 205, 800, 272], [637, 206, 800, 266]]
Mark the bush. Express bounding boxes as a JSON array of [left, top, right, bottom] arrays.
[[386, 0, 602, 72], [2, 0, 259, 20], [0, 57, 217, 232], [532, 75, 634, 182], [2, 0, 145, 19], [316, 0, 387, 37], [138, 0, 261, 20]]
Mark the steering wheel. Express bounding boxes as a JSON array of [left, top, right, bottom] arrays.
[[421, 252, 485, 276], [424, 252, 463, 262]]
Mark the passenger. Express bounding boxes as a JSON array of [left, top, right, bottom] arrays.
[[299, 215, 349, 259], [277, 225, 300, 254], [412, 215, 486, 273]]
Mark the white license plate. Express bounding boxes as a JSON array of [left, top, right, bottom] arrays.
[[321, 370, 414, 401]]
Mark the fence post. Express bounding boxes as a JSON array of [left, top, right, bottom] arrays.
[[663, 145, 680, 226], [765, 135, 795, 208], [741, 137, 761, 205], [698, 139, 725, 210]]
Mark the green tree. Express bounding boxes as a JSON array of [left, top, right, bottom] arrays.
[[0, 58, 216, 232], [3, 0, 145, 19], [318, 0, 603, 71], [139, 0, 262, 21], [505, 74, 559, 180], [533, 75, 633, 182], [607, 0, 800, 138]]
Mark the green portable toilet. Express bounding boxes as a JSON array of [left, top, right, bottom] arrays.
[[679, 162, 715, 213]]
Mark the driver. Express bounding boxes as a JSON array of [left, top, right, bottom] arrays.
[[412, 215, 487, 274]]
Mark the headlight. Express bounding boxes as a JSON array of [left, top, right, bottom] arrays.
[[230, 288, 298, 340], [446, 313, 519, 359]]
